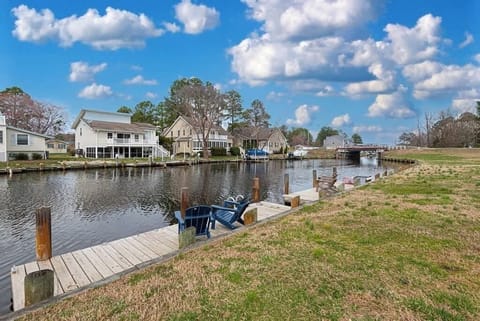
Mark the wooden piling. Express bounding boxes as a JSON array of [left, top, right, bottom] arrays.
[[35, 207, 52, 261], [312, 170, 318, 190], [252, 177, 260, 203], [180, 187, 189, 219], [284, 173, 289, 194]]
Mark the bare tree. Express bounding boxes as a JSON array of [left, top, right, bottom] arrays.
[[174, 81, 226, 159], [0, 86, 65, 135]]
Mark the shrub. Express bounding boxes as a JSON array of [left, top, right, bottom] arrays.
[[211, 147, 226, 156], [32, 153, 43, 160], [230, 146, 241, 156], [15, 153, 29, 160]]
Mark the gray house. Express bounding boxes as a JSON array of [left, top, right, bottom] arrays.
[[324, 135, 349, 149]]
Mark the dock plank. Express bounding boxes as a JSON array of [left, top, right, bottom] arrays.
[[61, 253, 91, 287], [11, 264, 26, 311], [109, 240, 143, 266], [134, 234, 170, 257], [99, 243, 135, 271], [149, 229, 178, 249], [142, 231, 178, 253], [50, 256, 77, 292], [71, 250, 103, 284], [24, 261, 40, 275], [37, 259, 64, 295], [81, 247, 114, 279], [91, 245, 126, 274], [123, 236, 158, 260]]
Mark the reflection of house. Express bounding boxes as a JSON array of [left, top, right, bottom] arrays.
[[46, 139, 68, 154], [324, 135, 348, 149], [0, 112, 51, 161], [163, 116, 230, 156], [233, 127, 288, 154], [72, 109, 166, 159]]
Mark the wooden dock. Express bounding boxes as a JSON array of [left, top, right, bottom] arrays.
[[10, 201, 291, 312], [283, 188, 320, 204]]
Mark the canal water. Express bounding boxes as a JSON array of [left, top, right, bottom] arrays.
[[0, 158, 388, 315]]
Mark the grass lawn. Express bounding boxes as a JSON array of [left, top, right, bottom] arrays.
[[18, 148, 480, 321]]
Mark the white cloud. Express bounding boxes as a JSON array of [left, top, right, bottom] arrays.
[[174, 0, 219, 34], [242, 0, 381, 41], [316, 85, 335, 96], [344, 63, 395, 95], [402, 60, 443, 82], [475, 54, 480, 64], [69, 61, 107, 82], [78, 83, 112, 99], [413, 64, 480, 99], [368, 86, 416, 119], [459, 32, 474, 48], [451, 88, 480, 113], [353, 125, 382, 133], [331, 113, 351, 127], [163, 22, 181, 33], [12, 5, 163, 50], [384, 14, 442, 65], [124, 75, 158, 85], [146, 92, 158, 99], [266, 91, 285, 100], [286, 104, 319, 126]]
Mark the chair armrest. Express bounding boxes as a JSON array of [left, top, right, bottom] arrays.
[[211, 205, 236, 213], [223, 200, 240, 207], [174, 211, 185, 224]]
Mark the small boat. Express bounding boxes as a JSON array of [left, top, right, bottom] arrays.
[[245, 149, 269, 160]]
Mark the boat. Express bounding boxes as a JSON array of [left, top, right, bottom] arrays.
[[245, 149, 269, 160]]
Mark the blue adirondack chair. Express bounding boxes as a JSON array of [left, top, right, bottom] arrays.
[[174, 205, 212, 238], [211, 198, 251, 230]]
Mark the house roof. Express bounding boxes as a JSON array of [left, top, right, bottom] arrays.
[[164, 115, 228, 136], [85, 120, 156, 133], [233, 127, 283, 140], [71, 109, 133, 129], [6, 126, 53, 139]]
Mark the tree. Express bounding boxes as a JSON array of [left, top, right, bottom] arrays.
[[0, 86, 65, 135], [169, 78, 226, 159], [117, 106, 132, 113], [288, 127, 312, 146], [132, 101, 156, 124], [244, 99, 270, 128], [398, 132, 418, 146], [156, 101, 177, 132], [224, 90, 243, 133], [315, 126, 339, 146], [351, 133, 363, 144]]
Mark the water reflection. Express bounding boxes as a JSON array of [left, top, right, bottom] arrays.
[[0, 158, 389, 315]]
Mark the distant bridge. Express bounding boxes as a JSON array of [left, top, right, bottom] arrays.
[[335, 145, 387, 160]]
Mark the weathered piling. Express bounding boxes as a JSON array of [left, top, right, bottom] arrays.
[[24, 269, 54, 307], [284, 173, 289, 194], [180, 187, 189, 219], [35, 207, 52, 261], [312, 170, 318, 190], [252, 177, 260, 202]]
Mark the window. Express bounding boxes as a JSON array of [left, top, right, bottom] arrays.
[[107, 132, 113, 139], [17, 134, 28, 145], [58, 144, 66, 149], [171, 131, 173, 138], [177, 130, 180, 137], [135, 134, 139, 142], [183, 129, 185, 136], [189, 129, 192, 135], [80, 128, 82, 136], [47, 143, 54, 149], [0, 130, 3, 144]]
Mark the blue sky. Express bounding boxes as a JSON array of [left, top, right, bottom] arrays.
[[1, 0, 479, 144]]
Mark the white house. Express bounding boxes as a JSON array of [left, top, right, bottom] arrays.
[[46, 139, 68, 154], [324, 135, 349, 149], [0, 112, 51, 161], [72, 109, 168, 159], [163, 116, 230, 156]]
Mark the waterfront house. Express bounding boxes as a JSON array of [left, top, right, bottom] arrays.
[[324, 135, 349, 149], [0, 112, 51, 161], [72, 109, 168, 159], [233, 127, 288, 154], [46, 138, 68, 154], [163, 116, 231, 156]]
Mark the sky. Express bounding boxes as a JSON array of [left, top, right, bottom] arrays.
[[1, 0, 479, 144]]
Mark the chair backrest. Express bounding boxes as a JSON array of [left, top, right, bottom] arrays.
[[185, 205, 211, 236], [229, 199, 250, 223]]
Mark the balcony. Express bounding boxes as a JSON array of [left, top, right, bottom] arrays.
[[106, 138, 157, 145]]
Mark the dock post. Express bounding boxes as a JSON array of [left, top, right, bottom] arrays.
[[180, 187, 189, 219], [312, 170, 318, 190], [284, 173, 289, 194], [24, 270, 54, 307], [252, 177, 260, 203], [35, 207, 52, 261]]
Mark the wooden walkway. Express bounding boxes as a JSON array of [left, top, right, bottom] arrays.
[[10, 201, 291, 312], [283, 188, 320, 203]]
